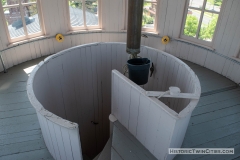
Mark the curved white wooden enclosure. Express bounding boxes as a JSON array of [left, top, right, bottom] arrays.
[[27, 42, 201, 160]]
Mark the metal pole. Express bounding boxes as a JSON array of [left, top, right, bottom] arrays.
[[126, 0, 144, 58], [0, 54, 7, 73]]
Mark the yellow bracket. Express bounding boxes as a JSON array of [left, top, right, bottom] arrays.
[[56, 34, 64, 43], [161, 36, 170, 45]]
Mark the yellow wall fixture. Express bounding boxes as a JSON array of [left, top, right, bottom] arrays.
[[161, 36, 170, 45], [55, 34, 64, 42]]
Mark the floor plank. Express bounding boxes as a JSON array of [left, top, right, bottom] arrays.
[[0, 57, 51, 160], [174, 60, 239, 160], [175, 132, 240, 160], [0, 149, 53, 160]]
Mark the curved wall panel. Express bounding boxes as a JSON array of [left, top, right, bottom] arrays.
[[28, 42, 201, 159]]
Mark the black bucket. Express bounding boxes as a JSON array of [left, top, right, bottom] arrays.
[[127, 58, 150, 85]]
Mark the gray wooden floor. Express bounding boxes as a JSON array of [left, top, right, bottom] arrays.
[[0, 58, 239, 160], [175, 60, 240, 160], [0, 57, 53, 160]]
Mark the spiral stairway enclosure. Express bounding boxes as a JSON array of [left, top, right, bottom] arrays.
[[27, 42, 201, 160]]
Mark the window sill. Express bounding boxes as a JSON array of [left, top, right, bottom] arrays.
[[175, 38, 215, 51], [8, 35, 50, 47], [67, 29, 103, 34], [121, 29, 159, 36]]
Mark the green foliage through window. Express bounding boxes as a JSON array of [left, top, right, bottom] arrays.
[[184, 15, 199, 37], [184, 14, 218, 41], [199, 15, 218, 40]]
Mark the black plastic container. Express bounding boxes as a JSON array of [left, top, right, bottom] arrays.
[[127, 58, 150, 85]]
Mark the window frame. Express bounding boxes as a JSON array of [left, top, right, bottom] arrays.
[[67, 0, 102, 31], [180, 0, 224, 47], [0, 0, 44, 43]]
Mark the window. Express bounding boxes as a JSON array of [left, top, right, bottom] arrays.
[[68, 0, 101, 30], [124, 0, 158, 32], [0, 0, 43, 43], [181, 0, 223, 46], [142, 0, 157, 32]]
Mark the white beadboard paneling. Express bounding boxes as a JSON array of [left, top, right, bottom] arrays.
[[128, 86, 141, 136], [196, 47, 208, 66], [53, 124, 68, 160], [203, 50, 213, 69], [48, 0, 62, 35], [4, 50, 13, 68], [37, 113, 52, 156], [61, 127, 74, 160], [0, 52, 8, 69], [223, 1, 240, 57], [0, 54, 4, 72], [136, 94, 151, 143], [218, 0, 239, 56], [179, 42, 190, 60], [158, 0, 168, 36], [111, 64, 199, 160], [213, 56, 226, 74], [24, 43, 34, 61], [47, 120, 62, 160], [229, 63, 240, 83], [41, 116, 56, 159], [45, 56, 66, 119], [42, 39, 50, 56], [214, 0, 234, 54], [57, 0, 68, 34], [34, 41, 42, 58], [29, 42, 37, 60], [221, 58, 231, 77], [167, 0, 178, 38], [40, 0, 52, 35], [172, 0, 186, 38], [146, 48, 158, 91], [60, 52, 79, 123], [226, 60, 235, 79], [53, 40, 64, 53], [144, 101, 161, 153], [0, 12, 8, 50], [68, 127, 83, 160]]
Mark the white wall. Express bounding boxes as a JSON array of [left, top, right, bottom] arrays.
[[0, 0, 240, 83]]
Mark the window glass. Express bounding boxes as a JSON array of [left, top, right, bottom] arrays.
[[69, 0, 84, 27], [142, 1, 156, 29], [184, 9, 201, 38], [4, 7, 26, 38], [199, 12, 219, 41], [205, 0, 222, 12], [1, 0, 43, 42], [24, 4, 41, 34], [189, 0, 204, 9], [2, 0, 19, 6], [68, 0, 99, 28], [85, 0, 98, 26]]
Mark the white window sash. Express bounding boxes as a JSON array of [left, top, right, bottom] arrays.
[[68, 0, 101, 31], [180, 0, 223, 47], [0, 0, 43, 43]]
